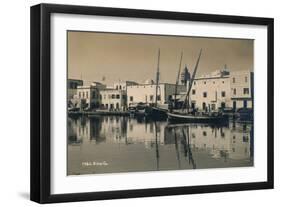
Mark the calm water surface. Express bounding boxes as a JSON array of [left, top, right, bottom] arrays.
[[67, 115, 253, 175]]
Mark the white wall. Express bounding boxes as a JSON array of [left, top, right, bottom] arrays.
[[0, 0, 279, 206]]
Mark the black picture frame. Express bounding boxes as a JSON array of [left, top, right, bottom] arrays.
[[30, 3, 274, 204]]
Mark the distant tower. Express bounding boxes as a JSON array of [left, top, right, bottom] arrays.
[[221, 64, 230, 76], [224, 64, 227, 70], [180, 65, 191, 86]]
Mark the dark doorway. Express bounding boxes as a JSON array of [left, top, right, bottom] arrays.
[[233, 101, 237, 110], [202, 102, 206, 110], [243, 100, 247, 108]]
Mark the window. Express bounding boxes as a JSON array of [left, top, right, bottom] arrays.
[[203, 92, 207, 98], [150, 95, 154, 101], [92, 91, 96, 98], [232, 77, 235, 83], [243, 136, 249, 142], [79, 92, 81, 98], [245, 76, 248, 82], [192, 89, 196, 95], [112, 94, 115, 99], [243, 88, 249, 94], [202, 102, 206, 110], [122, 95, 126, 100], [157, 95, 161, 101], [233, 88, 236, 95], [203, 131, 207, 136], [130, 96, 133, 102], [204, 81, 206, 84], [86, 92, 88, 99], [116, 94, 120, 99], [221, 91, 226, 97], [222, 81, 224, 84], [194, 81, 196, 85], [82, 92, 85, 98], [213, 81, 215, 84]]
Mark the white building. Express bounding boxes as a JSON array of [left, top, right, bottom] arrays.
[[187, 68, 253, 111], [230, 70, 253, 109], [127, 82, 186, 106], [100, 89, 126, 110], [189, 72, 231, 111], [76, 82, 106, 109]]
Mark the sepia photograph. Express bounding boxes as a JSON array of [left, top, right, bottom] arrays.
[[67, 31, 254, 175]]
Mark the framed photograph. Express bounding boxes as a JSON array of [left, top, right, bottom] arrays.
[[30, 3, 274, 203]]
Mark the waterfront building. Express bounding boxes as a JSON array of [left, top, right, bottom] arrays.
[[76, 82, 106, 109], [127, 82, 186, 106], [112, 80, 138, 108], [186, 67, 253, 111], [230, 70, 254, 110], [67, 79, 83, 101], [100, 89, 126, 110], [189, 69, 231, 111]]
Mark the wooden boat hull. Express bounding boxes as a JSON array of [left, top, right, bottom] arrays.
[[146, 106, 168, 120], [167, 112, 228, 123]]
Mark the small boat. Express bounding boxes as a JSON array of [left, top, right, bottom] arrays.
[[235, 108, 253, 122], [129, 103, 148, 117], [68, 107, 80, 112], [167, 112, 228, 123], [148, 106, 168, 119]]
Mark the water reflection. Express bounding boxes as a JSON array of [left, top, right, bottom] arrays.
[[67, 116, 253, 175]]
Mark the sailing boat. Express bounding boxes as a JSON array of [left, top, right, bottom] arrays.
[[146, 49, 169, 120], [167, 49, 228, 124]]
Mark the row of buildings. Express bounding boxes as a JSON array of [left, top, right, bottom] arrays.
[[68, 66, 253, 111]]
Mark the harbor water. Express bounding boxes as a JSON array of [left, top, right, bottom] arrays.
[[67, 115, 253, 175]]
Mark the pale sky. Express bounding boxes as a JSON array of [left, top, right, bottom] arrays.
[[68, 31, 253, 86]]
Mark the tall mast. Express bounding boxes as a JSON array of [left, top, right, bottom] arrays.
[[182, 49, 202, 111], [174, 52, 183, 110], [155, 49, 160, 106]]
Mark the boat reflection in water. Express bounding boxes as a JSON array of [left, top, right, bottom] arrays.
[[67, 115, 253, 175]]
